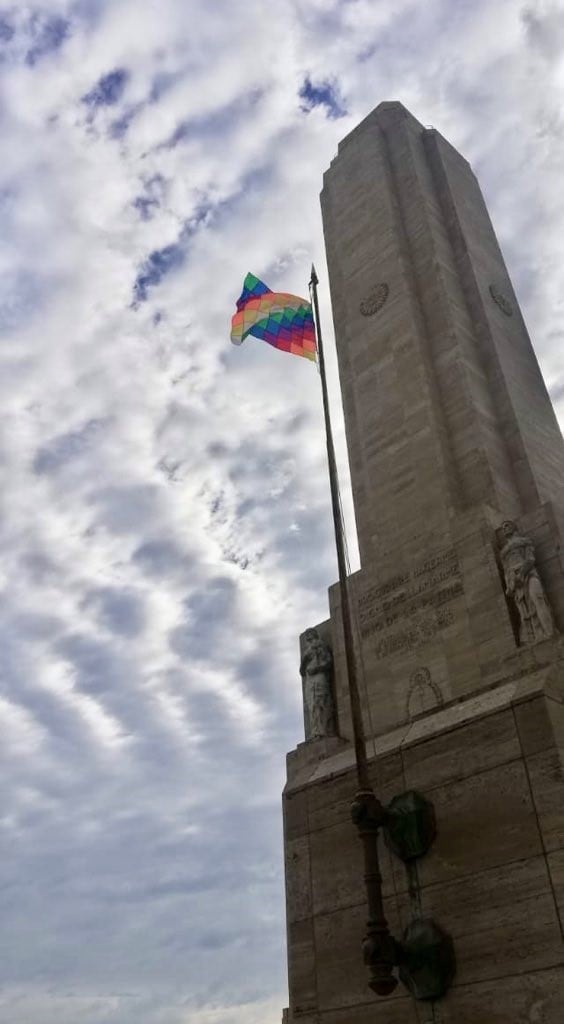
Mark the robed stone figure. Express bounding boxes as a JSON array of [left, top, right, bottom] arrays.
[[300, 628, 336, 740], [499, 520, 554, 645]]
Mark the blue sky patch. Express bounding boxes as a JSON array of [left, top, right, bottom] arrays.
[[132, 241, 185, 305], [33, 419, 107, 475], [159, 89, 263, 151], [83, 67, 129, 108], [149, 69, 182, 103], [298, 76, 347, 119], [132, 202, 211, 304], [26, 14, 70, 66], [0, 268, 42, 332], [0, 15, 14, 43], [133, 194, 160, 220], [132, 174, 166, 220], [109, 105, 139, 139]]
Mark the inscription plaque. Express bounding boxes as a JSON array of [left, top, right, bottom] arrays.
[[357, 548, 463, 659]]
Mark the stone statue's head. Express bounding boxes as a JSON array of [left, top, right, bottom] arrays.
[[303, 627, 320, 649], [501, 520, 517, 540]]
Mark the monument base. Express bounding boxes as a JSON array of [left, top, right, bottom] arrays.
[[283, 641, 564, 1022]]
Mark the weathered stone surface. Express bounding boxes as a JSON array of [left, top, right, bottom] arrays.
[[418, 856, 563, 984], [285, 836, 312, 924], [547, 849, 564, 926], [319, 997, 419, 1022], [314, 897, 405, 1012], [283, 787, 309, 842], [287, 918, 317, 1017], [525, 746, 564, 852], [306, 752, 403, 833], [306, 767, 358, 833], [514, 693, 564, 755], [401, 707, 519, 791], [416, 759, 541, 888], [310, 821, 363, 916], [310, 817, 397, 913], [314, 902, 370, 1012], [435, 967, 564, 1023]]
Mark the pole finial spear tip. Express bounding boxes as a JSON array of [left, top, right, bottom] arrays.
[[310, 263, 318, 286]]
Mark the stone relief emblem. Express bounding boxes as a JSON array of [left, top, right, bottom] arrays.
[[489, 283, 513, 317], [300, 628, 336, 740], [406, 667, 444, 721], [360, 283, 389, 317], [498, 520, 554, 645]]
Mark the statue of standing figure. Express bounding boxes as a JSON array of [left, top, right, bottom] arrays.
[[499, 520, 554, 644], [300, 628, 336, 740]]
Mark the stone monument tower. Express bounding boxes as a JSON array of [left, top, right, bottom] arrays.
[[283, 102, 564, 1023]]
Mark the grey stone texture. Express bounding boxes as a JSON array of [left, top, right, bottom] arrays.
[[321, 101, 564, 572], [284, 677, 564, 1021], [283, 102, 564, 1021]]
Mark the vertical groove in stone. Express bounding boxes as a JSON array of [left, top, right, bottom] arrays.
[[422, 128, 564, 514], [322, 110, 458, 568], [376, 105, 522, 517], [375, 109, 464, 513], [323, 100, 564, 562]]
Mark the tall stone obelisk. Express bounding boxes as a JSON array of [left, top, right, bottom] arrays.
[[283, 102, 564, 1023]]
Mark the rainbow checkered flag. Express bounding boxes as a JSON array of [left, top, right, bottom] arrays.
[[230, 273, 317, 362]]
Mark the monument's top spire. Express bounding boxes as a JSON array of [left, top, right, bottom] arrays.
[[322, 100, 564, 571], [328, 100, 472, 172]]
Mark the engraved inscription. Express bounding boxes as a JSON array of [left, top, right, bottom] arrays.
[[357, 548, 462, 660]]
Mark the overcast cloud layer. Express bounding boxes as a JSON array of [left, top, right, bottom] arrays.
[[1, 1, 563, 1022]]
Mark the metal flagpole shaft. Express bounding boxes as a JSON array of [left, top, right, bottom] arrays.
[[308, 264, 369, 791], [308, 264, 398, 997]]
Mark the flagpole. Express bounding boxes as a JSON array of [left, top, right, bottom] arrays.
[[308, 265, 370, 790], [309, 264, 398, 997]]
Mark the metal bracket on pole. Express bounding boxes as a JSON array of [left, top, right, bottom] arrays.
[[351, 789, 456, 1001], [384, 790, 437, 862]]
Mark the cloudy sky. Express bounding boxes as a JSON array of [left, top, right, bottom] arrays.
[[1, 1, 563, 1022]]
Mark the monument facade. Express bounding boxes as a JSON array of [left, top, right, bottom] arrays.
[[282, 102, 564, 1022]]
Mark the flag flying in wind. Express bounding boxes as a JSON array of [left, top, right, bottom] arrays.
[[230, 273, 317, 361]]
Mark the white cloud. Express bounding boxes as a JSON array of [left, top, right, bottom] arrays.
[[0, 0, 563, 1021]]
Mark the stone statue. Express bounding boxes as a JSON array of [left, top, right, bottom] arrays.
[[499, 520, 554, 644], [300, 628, 336, 740]]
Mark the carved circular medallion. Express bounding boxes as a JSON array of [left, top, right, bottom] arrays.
[[489, 283, 513, 317], [360, 282, 389, 317]]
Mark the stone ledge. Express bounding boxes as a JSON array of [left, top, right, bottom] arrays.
[[285, 656, 564, 793]]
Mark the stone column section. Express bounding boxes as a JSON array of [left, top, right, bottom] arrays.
[[321, 101, 564, 571], [423, 125, 564, 511], [321, 106, 460, 571]]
